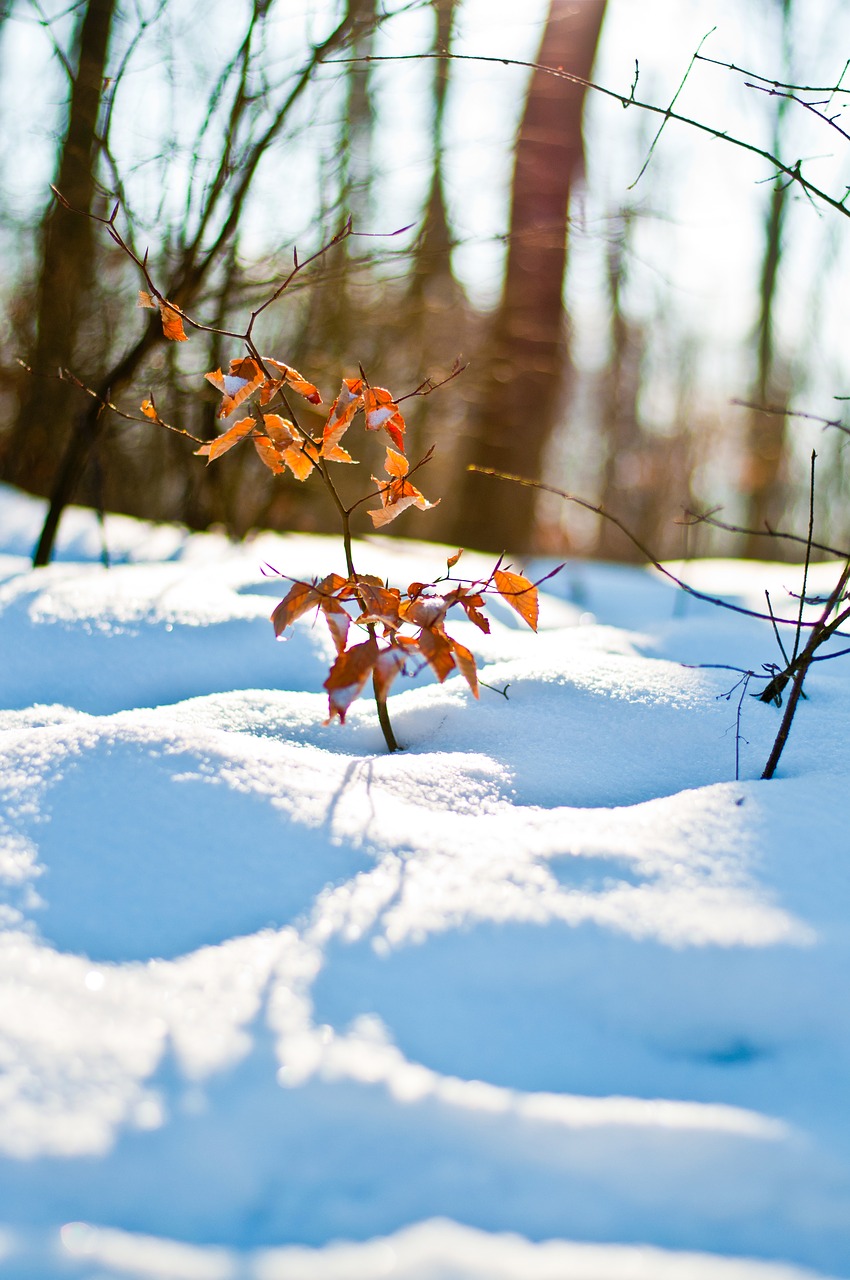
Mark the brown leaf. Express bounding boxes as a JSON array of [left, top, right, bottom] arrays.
[[363, 386, 406, 452], [253, 434, 287, 474], [368, 470, 439, 529], [137, 290, 157, 309], [445, 586, 490, 635], [416, 626, 456, 683], [355, 583, 401, 630], [319, 597, 351, 655], [372, 645, 408, 702], [263, 358, 322, 405], [196, 415, 256, 462], [321, 378, 363, 457], [255, 414, 318, 481], [271, 581, 321, 636], [160, 301, 189, 342], [205, 357, 266, 418], [400, 594, 447, 630], [449, 637, 479, 698], [383, 447, 409, 478], [324, 636, 379, 724], [494, 569, 539, 632], [446, 549, 463, 570]]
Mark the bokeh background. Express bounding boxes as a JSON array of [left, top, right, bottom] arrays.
[[2, 0, 849, 559]]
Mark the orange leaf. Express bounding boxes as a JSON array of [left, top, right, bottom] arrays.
[[322, 378, 363, 456], [445, 586, 490, 635], [271, 581, 321, 636], [205, 357, 265, 418], [400, 594, 447, 629], [449, 638, 479, 698], [160, 301, 188, 342], [383, 447, 409, 478], [253, 434, 287, 474], [196, 415, 256, 462], [263, 359, 322, 405], [140, 399, 158, 420], [355, 583, 402, 630], [416, 627, 456, 683], [447, 549, 463, 570], [369, 473, 439, 528], [363, 386, 406, 452], [324, 636, 379, 724], [261, 413, 318, 481], [372, 645, 408, 702], [319, 597, 351, 655], [494, 569, 539, 631]]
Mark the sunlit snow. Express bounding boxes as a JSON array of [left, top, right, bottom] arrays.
[[0, 485, 848, 1279]]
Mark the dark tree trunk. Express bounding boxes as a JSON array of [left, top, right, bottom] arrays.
[[4, 0, 116, 495], [448, 0, 606, 555]]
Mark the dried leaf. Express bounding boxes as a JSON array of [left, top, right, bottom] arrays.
[[137, 290, 157, 310], [368, 454, 439, 528], [324, 637, 379, 724], [445, 586, 490, 635], [383, 447, 409, 478], [363, 386, 405, 451], [253, 434, 287, 474], [449, 637, 479, 698], [206, 357, 266, 418], [494, 569, 539, 631], [416, 626, 456, 683], [139, 399, 158, 421], [355, 583, 401, 630], [196, 415, 256, 462], [319, 597, 351, 655], [160, 301, 189, 342], [372, 645, 407, 702], [271, 581, 321, 636], [322, 378, 364, 456], [263, 358, 322, 405], [261, 413, 318, 481], [400, 594, 446, 629], [447, 549, 463, 570]]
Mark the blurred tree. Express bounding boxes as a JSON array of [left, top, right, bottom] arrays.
[[743, 0, 795, 555], [449, 0, 607, 554], [3, 0, 116, 496]]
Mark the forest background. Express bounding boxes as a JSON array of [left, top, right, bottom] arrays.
[[2, 0, 850, 563]]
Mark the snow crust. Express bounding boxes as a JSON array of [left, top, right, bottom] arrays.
[[0, 485, 849, 1278]]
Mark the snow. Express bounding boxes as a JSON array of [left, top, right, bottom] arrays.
[[0, 484, 849, 1279]]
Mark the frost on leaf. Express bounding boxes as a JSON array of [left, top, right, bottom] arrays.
[[195, 416, 256, 463], [322, 378, 364, 458], [205, 357, 266, 418], [369, 449, 438, 528], [160, 302, 189, 342], [363, 386, 406, 452], [494, 569, 539, 631], [373, 645, 407, 701], [324, 637, 379, 724]]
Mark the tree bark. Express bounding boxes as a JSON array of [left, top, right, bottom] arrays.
[[3, 0, 116, 495], [448, 0, 606, 554]]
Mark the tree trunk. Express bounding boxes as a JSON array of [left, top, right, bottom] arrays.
[[3, 0, 116, 496], [448, 0, 606, 554]]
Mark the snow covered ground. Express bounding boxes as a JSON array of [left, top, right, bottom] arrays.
[[1, 483, 849, 1279]]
